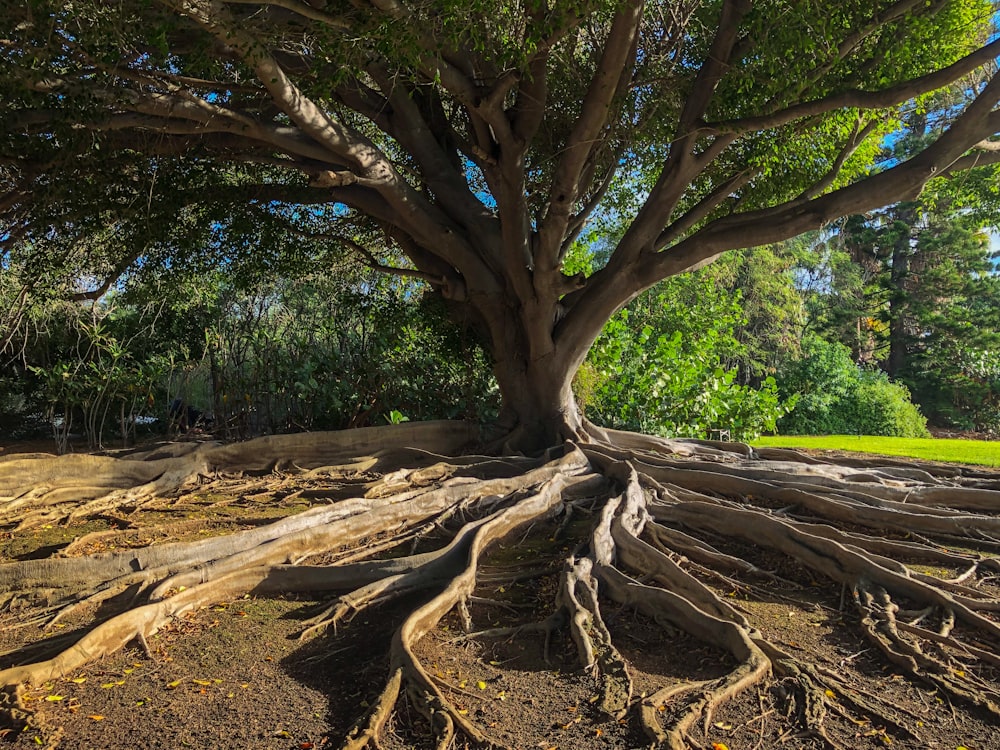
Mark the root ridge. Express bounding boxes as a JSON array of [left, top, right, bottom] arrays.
[[2, 424, 999, 748]]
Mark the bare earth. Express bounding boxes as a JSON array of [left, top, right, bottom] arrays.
[[1, 433, 999, 749]]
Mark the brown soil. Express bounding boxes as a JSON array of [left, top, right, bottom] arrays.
[[1, 437, 999, 749]]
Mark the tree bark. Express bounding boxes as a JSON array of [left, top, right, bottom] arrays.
[[473, 294, 591, 451]]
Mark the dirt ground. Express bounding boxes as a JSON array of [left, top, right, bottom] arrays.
[[1, 437, 999, 749]]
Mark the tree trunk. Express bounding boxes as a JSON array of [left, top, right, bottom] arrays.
[[477, 297, 592, 452], [886, 203, 918, 379], [492, 352, 584, 451]]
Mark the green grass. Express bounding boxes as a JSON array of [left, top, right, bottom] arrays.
[[750, 435, 1000, 467]]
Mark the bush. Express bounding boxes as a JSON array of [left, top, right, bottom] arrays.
[[579, 275, 793, 441], [777, 336, 929, 437]]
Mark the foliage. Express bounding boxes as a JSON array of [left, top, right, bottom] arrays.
[[1, 263, 497, 450], [580, 271, 792, 440], [776, 335, 929, 438], [192, 273, 497, 436], [22, 301, 164, 451]]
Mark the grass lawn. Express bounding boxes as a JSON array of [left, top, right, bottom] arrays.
[[751, 434, 1000, 467]]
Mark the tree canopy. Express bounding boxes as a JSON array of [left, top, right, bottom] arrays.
[[3, 0, 1000, 445]]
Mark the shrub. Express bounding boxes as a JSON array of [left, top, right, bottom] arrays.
[[777, 336, 928, 437], [579, 277, 793, 441]]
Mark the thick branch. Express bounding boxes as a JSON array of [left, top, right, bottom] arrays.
[[535, 0, 642, 273], [705, 37, 1000, 135]]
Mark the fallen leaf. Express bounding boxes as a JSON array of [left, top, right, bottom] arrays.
[[476, 681, 487, 690], [100, 683, 117, 689], [192, 679, 212, 686], [44, 695, 64, 702], [166, 680, 181, 689], [69, 677, 87, 684], [824, 689, 836, 698], [711, 743, 729, 750], [88, 715, 105, 722], [713, 721, 732, 730]]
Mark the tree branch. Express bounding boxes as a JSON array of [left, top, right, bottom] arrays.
[[704, 37, 1000, 136], [222, 0, 350, 29], [676, 0, 752, 135], [163, 0, 496, 292], [535, 0, 643, 272]]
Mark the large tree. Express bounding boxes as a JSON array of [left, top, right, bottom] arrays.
[[5, 2, 1000, 748], [4, 0, 1000, 447]]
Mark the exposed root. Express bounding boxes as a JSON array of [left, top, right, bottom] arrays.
[[2, 423, 1000, 748]]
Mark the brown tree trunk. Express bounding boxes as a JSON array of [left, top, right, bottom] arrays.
[[475, 296, 592, 452], [492, 352, 584, 451]]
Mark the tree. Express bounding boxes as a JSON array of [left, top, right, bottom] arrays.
[[4, 0, 1000, 448], [4, 2, 1000, 748], [832, 199, 1000, 426]]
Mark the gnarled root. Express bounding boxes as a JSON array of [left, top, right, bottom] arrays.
[[2, 423, 1000, 748]]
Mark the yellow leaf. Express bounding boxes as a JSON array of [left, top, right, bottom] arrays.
[[100, 683, 117, 689], [954, 670, 965, 678], [45, 695, 64, 702], [166, 680, 181, 689], [476, 681, 487, 690], [713, 721, 732, 730], [712, 743, 730, 750], [69, 677, 87, 684], [88, 715, 105, 721], [192, 679, 212, 686], [458, 709, 468, 715], [824, 689, 836, 698]]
